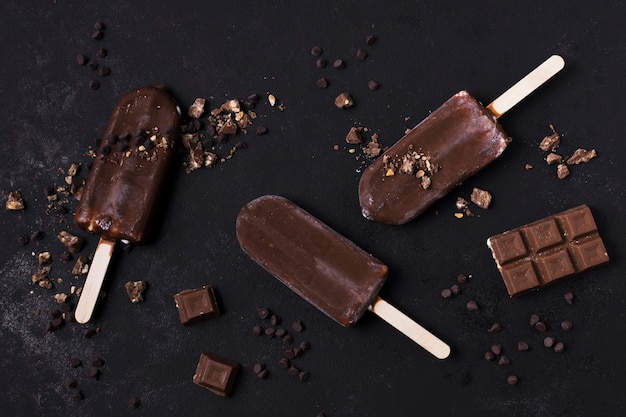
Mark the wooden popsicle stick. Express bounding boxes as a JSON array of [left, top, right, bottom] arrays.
[[369, 297, 451, 359], [74, 237, 116, 324], [487, 55, 565, 118]]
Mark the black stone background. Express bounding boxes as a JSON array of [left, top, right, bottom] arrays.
[[1, 1, 625, 416]]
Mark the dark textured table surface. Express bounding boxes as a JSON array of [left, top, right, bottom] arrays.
[[1, 1, 625, 416]]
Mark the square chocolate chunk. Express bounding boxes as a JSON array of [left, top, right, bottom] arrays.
[[174, 286, 220, 325], [487, 205, 609, 297], [193, 352, 239, 396]]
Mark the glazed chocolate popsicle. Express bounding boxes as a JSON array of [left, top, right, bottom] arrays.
[[236, 195, 450, 359], [359, 55, 565, 224], [74, 85, 181, 323]]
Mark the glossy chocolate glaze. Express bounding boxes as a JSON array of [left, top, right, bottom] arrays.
[[75, 85, 180, 243], [358, 91, 509, 225], [236, 195, 388, 327]]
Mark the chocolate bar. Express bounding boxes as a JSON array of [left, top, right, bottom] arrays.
[[487, 205, 609, 297], [192, 352, 239, 396], [174, 286, 220, 325]]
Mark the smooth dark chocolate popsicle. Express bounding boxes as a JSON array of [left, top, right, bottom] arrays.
[[236, 195, 450, 359], [359, 55, 565, 225], [487, 204, 609, 297], [74, 85, 181, 323]]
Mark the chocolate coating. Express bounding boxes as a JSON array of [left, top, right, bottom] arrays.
[[487, 205, 609, 297], [236, 195, 388, 327], [358, 91, 509, 225], [75, 85, 180, 243]]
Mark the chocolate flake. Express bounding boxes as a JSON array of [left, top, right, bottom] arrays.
[[6, 191, 25, 210], [539, 124, 560, 151]]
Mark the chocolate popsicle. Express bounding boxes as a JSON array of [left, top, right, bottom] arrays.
[[236, 195, 450, 359], [74, 85, 181, 323], [359, 55, 565, 224]]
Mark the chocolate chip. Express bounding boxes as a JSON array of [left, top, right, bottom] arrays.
[[99, 66, 111, 77], [97, 48, 107, 58], [88, 368, 100, 380], [70, 357, 82, 368], [554, 341, 565, 353], [507, 375, 519, 385], [282, 333, 294, 344], [529, 314, 540, 326], [270, 314, 281, 326], [298, 371, 310, 381], [498, 355, 510, 365], [310, 46, 323, 57], [484, 351, 495, 361], [316, 58, 327, 68], [60, 251, 72, 262], [356, 48, 368, 61], [87, 61, 98, 71], [65, 378, 77, 389], [299, 340, 310, 351], [128, 396, 141, 409], [288, 366, 300, 376], [72, 389, 84, 400], [92, 30, 104, 40], [450, 284, 461, 295], [365, 35, 377, 45], [94, 22, 105, 31], [255, 125, 268, 136], [466, 300, 479, 311], [367, 80, 380, 91], [275, 328, 286, 337], [278, 358, 290, 368], [441, 288, 453, 299], [543, 336, 556, 348], [253, 363, 265, 374], [332, 59, 345, 69], [284, 349, 295, 360], [291, 320, 304, 332], [534, 321, 547, 332], [76, 54, 88, 65], [17, 235, 29, 245], [517, 341, 530, 351], [89, 79, 100, 90], [561, 320, 573, 331], [488, 323, 503, 333], [91, 358, 104, 368], [564, 292, 574, 305], [491, 344, 502, 355], [457, 274, 468, 283], [316, 78, 329, 89], [264, 327, 276, 337], [252, 325, 263, 336]]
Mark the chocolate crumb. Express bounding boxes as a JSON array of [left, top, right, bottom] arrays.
[[564, 292, 574, 305], [539, 124, 560, 151], [545, 152, 563, 165], [128, 396, 141, 409], [57, 231, 84, 253], [470, 188, 492, 209], [345, 127, 363, 144], [334, 92, 354, 109], [556, 163, 570, 179], [6, 191, 25, 210], [567, 148, 597, 164]]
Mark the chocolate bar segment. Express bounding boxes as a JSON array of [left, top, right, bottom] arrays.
[[487, 205, 609, 297], [174, 286, 220, 325], [192, 352, 239, 396]]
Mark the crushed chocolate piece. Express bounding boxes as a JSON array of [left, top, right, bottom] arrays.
[[525, 163, 533, 170], [71, 256, 89, 275], [345, 127, 363, 144], [334, 92, 354, 109], [470, 188, 492, 209], [556, 163, 570, 179], [188, 98, 206, 118], [37, 252, 52, 265], [545, 152, 563, 165], [382, 145, 437, 184], [362, 133, 383, 158], [32, 266, 52, 284], [6, 191, 25, 210], [539, 124, 560, 151], [124, 281, 147, 303], [566, 148, 597, 164], [57, 231, 84, 253]]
